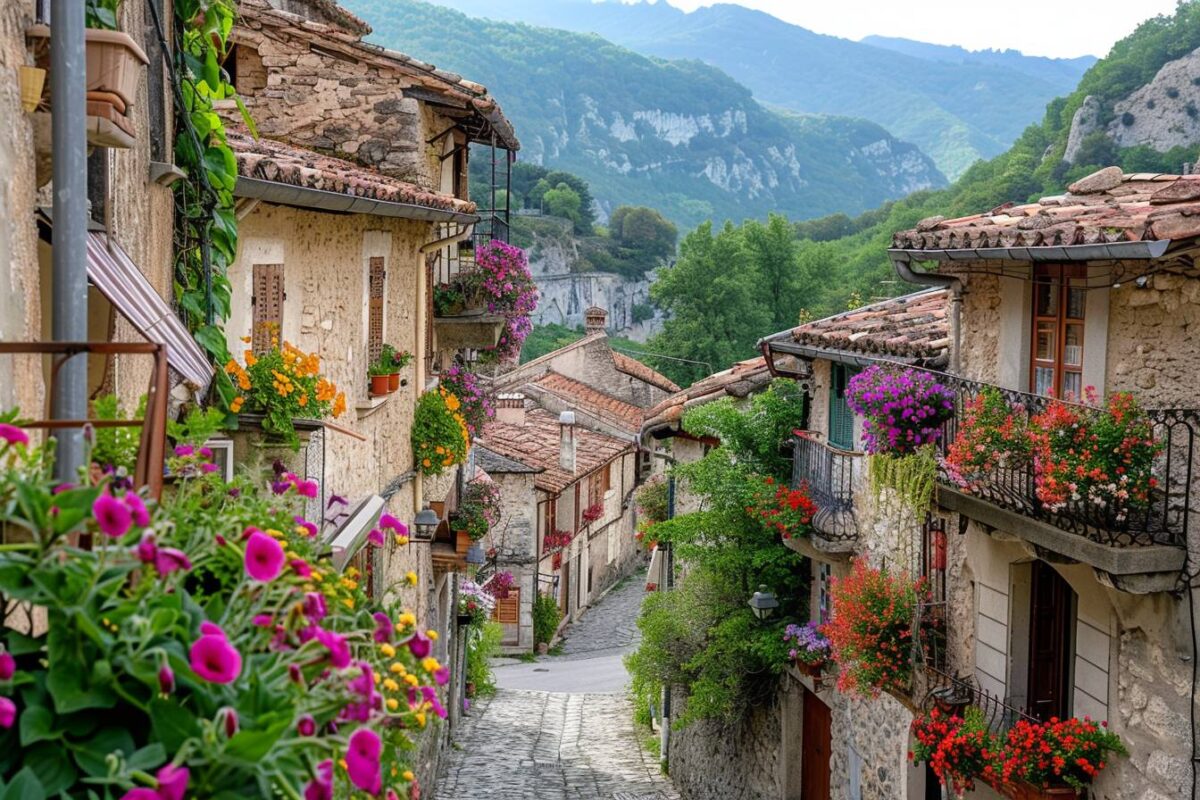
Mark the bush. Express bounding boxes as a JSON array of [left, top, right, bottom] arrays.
[[1121, 111, 1136, 126], [411, 388, 470, 475], [631, 303, 655, 324], [465, 622, 504, 697], [635, 476, 670, 523], [532, 592, 562, 645], [91, 393, 145, 474]]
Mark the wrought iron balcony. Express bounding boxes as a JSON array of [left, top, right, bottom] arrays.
[[930, 373, 1196, 552], [791, 431, 862, 550]]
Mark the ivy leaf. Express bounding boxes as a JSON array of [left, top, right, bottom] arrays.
[[3, 767, 46, 800]]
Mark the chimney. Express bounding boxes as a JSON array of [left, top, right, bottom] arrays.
[[496, 393, 526, 426], [559, 410, 577, 473], [584, 306, 608, 336]]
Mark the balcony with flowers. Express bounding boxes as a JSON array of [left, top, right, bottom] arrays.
[[838, 363, 1192, 589], [791, 430, 862, 553]]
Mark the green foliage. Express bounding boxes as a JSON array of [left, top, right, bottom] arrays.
[[631, 303, 655, 324], [634, 476, 669, 524], [412, 389, 470, 476], [173, 0, 256, 410], [465, 622, 503, 697], [85, 0, 122, 29], [626, 381, 808, 725], [90, 394, 145, 473], [167, 406, 226, 448], [868, 448, 938, 515], [609, 206, 678, 275], [532, 592, 562, 646]]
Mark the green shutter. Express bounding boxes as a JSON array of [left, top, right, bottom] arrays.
[[828, 363, 855, 449]]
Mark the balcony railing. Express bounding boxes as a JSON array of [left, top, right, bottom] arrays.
[[931, 372, 1196, 549], [792, 431, 862, 546]]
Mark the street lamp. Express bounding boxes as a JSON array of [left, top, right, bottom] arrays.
[[413, 504, 439, 543], [748, 585, 778, 621]]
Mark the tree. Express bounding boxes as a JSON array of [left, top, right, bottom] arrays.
[[611, 205, 677, 262], [742, 214, 807, 331], [541, 182, 583, 228], [531, 170, 596, 234], [510, 162, 550, 208], [647, 222, 772, 387]]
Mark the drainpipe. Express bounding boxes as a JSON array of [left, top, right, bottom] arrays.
[[50, 0, 89, 480], [891, 255, 963, 375], [419, 222, 475, 255]]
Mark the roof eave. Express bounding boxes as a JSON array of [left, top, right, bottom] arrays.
[[235, 176, 480, 224], [886, 240, 1171, 263], [763, 339, 949, 371]]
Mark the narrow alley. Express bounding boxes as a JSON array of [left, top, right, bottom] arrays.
[[433, 574, 678, 799]]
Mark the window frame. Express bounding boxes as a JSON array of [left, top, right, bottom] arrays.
[[1030, 264, 1087, 399]]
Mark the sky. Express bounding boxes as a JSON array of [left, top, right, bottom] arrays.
[[645, 0, 1181, 59]]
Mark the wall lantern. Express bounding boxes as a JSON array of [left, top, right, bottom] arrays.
[[413, 504, 439, 543], [748, 585, 779, 621]]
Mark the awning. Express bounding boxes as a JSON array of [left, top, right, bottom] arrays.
[[84, 232, 213, 390]]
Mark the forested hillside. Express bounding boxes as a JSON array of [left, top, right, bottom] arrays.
[[342, 0, 946, 229], [641, 2, 1200, 387], [428, 0, 1093, 179]]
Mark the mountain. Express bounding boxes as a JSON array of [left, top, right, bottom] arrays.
[[787, 1, 1200, 315], [425, 0, 1095, 180], [341, 0, 946, 230]]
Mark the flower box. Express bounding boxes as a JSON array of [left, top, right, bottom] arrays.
[[432, 312, 507, 350], [1001, 782, 1081, 800], [226, 414, 323, 480]]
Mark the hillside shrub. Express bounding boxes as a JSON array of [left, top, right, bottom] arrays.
[[532, 592, 562, 645]]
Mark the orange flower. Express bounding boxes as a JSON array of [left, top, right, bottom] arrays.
[[332, 393, 346, 418], [230, 396, 245, 413], [298, 394, 308, 407]]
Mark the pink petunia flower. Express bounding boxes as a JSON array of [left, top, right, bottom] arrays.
[[154, 547, 192, 575], [296, 479, 319, 498], [408, 630, 432, 659], [345, 728, 383, 794], [136, 532, 158, 564], [0, 424, 29, 447], [173, 445, 194, 457], [379, 513, 409, 537], [294, 516, 318, 538], [252, 614, 273, 628], [124, 493, 151, 527], [434, 666, 450, 686], [289, 558, 312, 578], [120, 790, 159, 800], [189, 634, 242, 684], [0, 697, 16, 728], [315, 627, 351, 669], [199, 621, 225, 638], [244, 530, 285, 582], [373, 612, 392, 643], [158, 664, 174, 695], [93, 493, 132, 538], [304, 760, 333, 800], [367, 528, 384, 547], [0, 652, 14, 680], [303, 592, 327, 622], [156, 764, 189, 800], [296, 714, 316, 737]]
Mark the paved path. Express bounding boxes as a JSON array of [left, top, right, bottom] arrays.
[[433, 571, 677, 799]]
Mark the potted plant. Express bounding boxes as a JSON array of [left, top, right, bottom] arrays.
[[783, 622, 831, 683], [457, 580, 494, 627], [846, 365, 957, 456], [823, 558, 923, 696], [996, 716, 1126, 798], [386, 346, 413, 390], [439, 363, 493, 436], [748, 476, 817, 540], [368, 357, 393, 397], [910, 707, 1002, 799], [432, 241, 537, 354], [412, 388, 470, 476]]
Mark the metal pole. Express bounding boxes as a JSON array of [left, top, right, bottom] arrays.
[[50, 0, 89, 481]]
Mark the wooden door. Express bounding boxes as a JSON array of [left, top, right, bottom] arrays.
[[1028, 561, 1073, 721], [251, 264, 284, 354], [801, 688, 831, 800]]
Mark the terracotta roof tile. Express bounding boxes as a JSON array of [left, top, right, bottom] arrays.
[[892, 168, 1200, 252], [478, 410, 634, 494], [612, 351, 680, 393], [532, 371, 644, 434], [779, 289, 951, 367], [643, 356, 772, 432], [228, 131, 476, 215]]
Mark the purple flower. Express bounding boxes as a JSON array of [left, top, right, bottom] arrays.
[[244, 530, 285, 582], [373, 612, 392, 643], [315, 627, 351, 668], [290, 558, 312, 578], [158, 664, 175, 695], [252, 614, 273, 627], [120, 790, 159, 800], [408, 630, 432, 659], [93, 493, 132, 538], [154, 547, 191, 575], [303, 592, 327, 622], [296, 714, 316, 737], [189, 631, 242, 684], [296, 479, 319, 498], [0, 697, 17, 728], [346, 728, 383, 794], [327, 494, 347, 508], [434, 666, 450, 686], [199, 462, 219, 474], [304, 760, 333, 800], [136, 532, 158, 564], [367, 528, 384, 547], [156, 764, 189, 800], [0, 424, 28, 447], [123, 493, 151, 527], [173, 445, 194, 458], [0, 652, 14, 681]]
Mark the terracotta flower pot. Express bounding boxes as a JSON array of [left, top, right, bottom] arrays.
[[369, 374, 390, 397], [84, 28, 149, 107], [454, 529, 472, 556], [387, 372, 400, 392]]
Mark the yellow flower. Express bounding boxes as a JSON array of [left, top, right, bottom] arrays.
[[395, 534, 410, 546], [341, 578, 358, 591], [342, 597, 355, 609], [241, 336, 252, 344], [426, 630, 439, 642], [397, 612, 417, 628], [266, 528, 284, 539], [383, 678, 400, 692], [404, 673, 419, 687], [403, 770, 415, 782], [386, 697, 400, 711], [389, 662, 406, 675], [373, 671, 382, 685], [380, 643, 396, 658], [339, 758, 348, 772], [415, 711, 427, 728], [405, 571, 418, 586], [310, 570, 324, 583], [421, 657, 440, 673]]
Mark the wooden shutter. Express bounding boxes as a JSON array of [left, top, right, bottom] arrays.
[[368, 256, 385, 365], [492, 589, 520, 625], [251, 264, 284, 354], [828, 363, 855, 450]]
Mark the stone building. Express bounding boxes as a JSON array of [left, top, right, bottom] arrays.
[[757, 167, 1200, 800], [475, 399, 640, 650]]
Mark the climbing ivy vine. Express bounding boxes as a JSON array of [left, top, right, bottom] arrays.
[[170, 0, 256, 406]]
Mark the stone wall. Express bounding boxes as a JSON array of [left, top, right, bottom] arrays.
[[669, 686, 782, 800]]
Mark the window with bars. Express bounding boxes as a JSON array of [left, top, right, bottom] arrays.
[[919, 516, 949, 671], [817, 562, 833, 623], [829, 363, 856, 449], [367, 256, 386, 366], [1031, 264, 1086, 399], [251, 264, 284, 354]]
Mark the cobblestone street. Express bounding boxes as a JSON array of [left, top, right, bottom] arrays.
[[432, 572, 678, 799]]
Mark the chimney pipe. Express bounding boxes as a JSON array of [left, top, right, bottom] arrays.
[[559, 410, 576, 473], [496, 392, 526, 425], [584, 307, 608, 336]]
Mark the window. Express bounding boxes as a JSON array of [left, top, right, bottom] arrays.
[[920, 517, 949, 670], [817, 562, 833, 623], [367, 256, 385, 365], [1031, 265, 1086, 399], [251, 264, 284, 354], [829, 363, 856, 449], [543, 499, 557, 549], [587, 466, 609, 509]]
